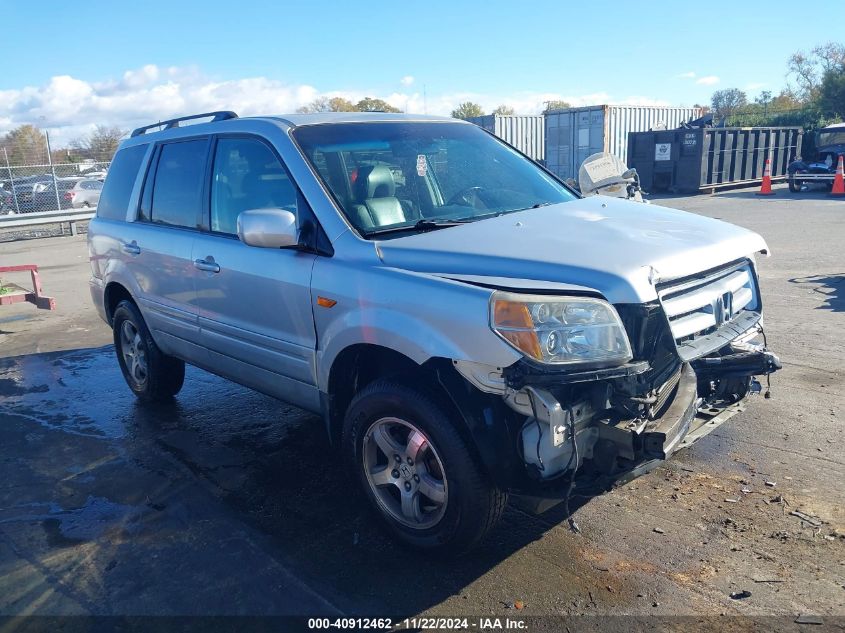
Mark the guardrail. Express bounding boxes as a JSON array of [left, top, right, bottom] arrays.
[[0, 208, 95, 236]]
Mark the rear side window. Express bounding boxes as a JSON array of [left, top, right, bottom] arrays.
[[97, 144, 147, 221], [149, 139, 209, 229]]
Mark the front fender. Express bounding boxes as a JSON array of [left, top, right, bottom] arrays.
[[312, 259, 521, 391]]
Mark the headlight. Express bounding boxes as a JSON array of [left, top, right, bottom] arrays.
[[490, 292, 633, 366]]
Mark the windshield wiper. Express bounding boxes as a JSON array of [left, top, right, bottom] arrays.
[[366, 218, 470, 237]]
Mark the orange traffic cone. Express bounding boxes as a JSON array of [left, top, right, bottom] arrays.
[[831, 154, 845, 196], [756, 157, 775, 196]]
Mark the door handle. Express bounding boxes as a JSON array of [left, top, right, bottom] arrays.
[[122, 241, 140, 255], [193, 258, 220, 273]]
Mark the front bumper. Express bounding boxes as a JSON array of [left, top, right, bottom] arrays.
[[507, 345, 781, 505]]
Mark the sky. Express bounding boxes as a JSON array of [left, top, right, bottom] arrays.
[[1, 0, 843, 147]]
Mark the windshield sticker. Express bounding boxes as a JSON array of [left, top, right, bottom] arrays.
[[416, 154, 427, 177]]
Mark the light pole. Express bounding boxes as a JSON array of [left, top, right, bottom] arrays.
[[39, 116, 62, 212]]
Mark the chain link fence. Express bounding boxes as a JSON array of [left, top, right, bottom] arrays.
[[1, 125, 117, 216], [1, 159, 110, 215]]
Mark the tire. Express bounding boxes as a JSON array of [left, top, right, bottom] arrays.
[[112, 299, 185, 402], [788, 173, 803, 193], [342, 379, 507, 554]]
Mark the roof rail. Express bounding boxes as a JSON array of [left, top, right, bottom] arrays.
[[130, 111, 239, 137]]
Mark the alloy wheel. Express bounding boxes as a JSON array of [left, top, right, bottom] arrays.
[[362, 417, 448, 529], [119, 319, 148, 386]]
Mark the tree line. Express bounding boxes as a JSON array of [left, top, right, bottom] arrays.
[[296, 96, 403, 113], [1, 125, 125, 167], [296, 97, 574, 120], [450, 100, 572, 120], [706, 41, 844, 129]]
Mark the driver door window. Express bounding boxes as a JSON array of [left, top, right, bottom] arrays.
[[210, 137, 297, 235]]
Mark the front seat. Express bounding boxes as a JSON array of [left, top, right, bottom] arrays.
[[351, 165, 409, 229]]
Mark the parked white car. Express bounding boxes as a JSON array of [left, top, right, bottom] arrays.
[[67, 178, 103, 208]]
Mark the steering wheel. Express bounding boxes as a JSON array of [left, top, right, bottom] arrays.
[[447, 186, 486, 208]]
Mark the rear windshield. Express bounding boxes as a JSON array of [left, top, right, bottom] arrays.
[[97, 144, 147, 221], [293, 122, 575, 238]]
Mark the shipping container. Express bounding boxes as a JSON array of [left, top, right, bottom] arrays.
[[467, 115, 545, 161], [627, 127, 803, 193], [544, 105, 702, 181]]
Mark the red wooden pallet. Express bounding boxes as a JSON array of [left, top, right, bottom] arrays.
[[0, 265, 56, 310]]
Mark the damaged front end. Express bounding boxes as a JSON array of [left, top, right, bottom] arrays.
[[450, 258, 781, 511]]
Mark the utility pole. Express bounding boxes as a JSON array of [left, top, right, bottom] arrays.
[[45, 130, 61, 211]]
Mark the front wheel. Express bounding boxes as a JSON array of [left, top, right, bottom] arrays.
[[112, 299, 185, 402], [788, 173, 803, 193], [343, 379, 507, 554]]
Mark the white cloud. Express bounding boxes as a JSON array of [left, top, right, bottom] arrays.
[[676, 71, 696, 79], [695, 75, 720, 86], [400, 75, 415, 86], [0, 64, 695, 147]]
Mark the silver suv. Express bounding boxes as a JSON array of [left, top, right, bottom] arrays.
[[88, 111, 781, 553]]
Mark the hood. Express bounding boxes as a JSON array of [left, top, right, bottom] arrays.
[[375, 196, 768, 304]]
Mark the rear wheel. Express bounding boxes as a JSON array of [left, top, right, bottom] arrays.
[[343, 379, 507, 554], [788, 173, 803, 193], [112, 300, 185, 402]]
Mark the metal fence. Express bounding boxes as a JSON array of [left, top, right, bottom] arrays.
[[1, 159, 109, 215]]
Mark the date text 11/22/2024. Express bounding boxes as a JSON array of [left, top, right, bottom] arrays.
[[307, 617, 527, 630]]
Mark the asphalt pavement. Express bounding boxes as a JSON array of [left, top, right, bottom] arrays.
[[0, 184, 842, 623]]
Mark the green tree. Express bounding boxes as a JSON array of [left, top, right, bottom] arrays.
[[0, 125, 48, 165], [710, 88, 748, 118], [542, 100, 571, 113], [769, 90, 803, 110], [491, 104, 515, 115], [818, 67, 845, 119], [71, 125, 126, 161], [327, 97, 360, 112], [355, 97, 401, 112], [450, 102, 484, 120], [787, 41, 845, 101], [754, 91, 773, 106], [296, 96, 357, 113]]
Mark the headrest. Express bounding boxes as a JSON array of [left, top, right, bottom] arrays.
[[357, 165, 396, 199]]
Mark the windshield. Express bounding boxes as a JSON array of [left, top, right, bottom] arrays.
[[817, 130, 845, 148], [293, 121, 576, 237]]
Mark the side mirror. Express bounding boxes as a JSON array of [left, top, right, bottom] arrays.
[[621, 168, 637, 180], [564, 178, 579, 189], [237, 208, 298, 248]]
